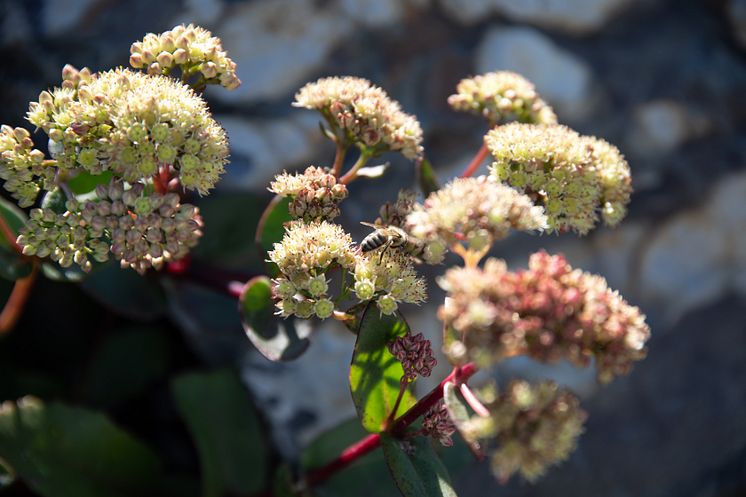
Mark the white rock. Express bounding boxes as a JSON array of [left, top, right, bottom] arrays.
[[42, 0, 100, 36], [491, 0, 637, 35], [212, 0, 352, 104], [216, 113, 324, 191], [440, 0, 637, 34], [172, 0, 225, 26], [627, 100, 710, 157], [339, 0, 405, 28], [240, 323, 357, 457], [639, 172, 746, 323], [476, 27, 595, 121]]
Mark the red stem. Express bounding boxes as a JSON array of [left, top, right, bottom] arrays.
[[0, 215, 21, 253], [303, 363, 478, 488], [460, 143, 489, 178], [0, 263, 38, 333]]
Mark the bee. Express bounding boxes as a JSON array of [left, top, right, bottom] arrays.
[[360, 222, 424, 261]]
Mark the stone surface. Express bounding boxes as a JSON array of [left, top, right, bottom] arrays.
[[216, 113, 323, 191], [476, 27, 595, 121], [727, 0, 746, 49], [639, 172, 746, 324], [172, 0, 225, 26], [627, 100, 710, 158], [42, 0, 101, 36], [339, 0, 406, 28], [440, 0, 638, 35], [212, 0, 352, 104]]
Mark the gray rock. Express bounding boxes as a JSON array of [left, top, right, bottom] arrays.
[[476, 27, 595, 121], [1, 1, 31, 44], [627, 100, 711, 158], [339, 0, 406, 28], [440, 0, 638, 35], [42, 0, 101, 36], [639, 172, 746, 324], [212, 0, 353, 104], [216, 113, 324, 191], [172, 0, 225, 26], [727, 0, 746, 49]]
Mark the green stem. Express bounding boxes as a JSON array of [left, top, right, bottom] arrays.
[[339, 150, 372, 184]]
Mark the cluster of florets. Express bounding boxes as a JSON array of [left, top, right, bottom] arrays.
[[405, 176, 547, 253], [448, 71, 557, 125], [269, 221, 357, 319], [16, 180, 202, 273], [459, 381, 586, 482], [294, 76, 423, 160], [0, 126, 54, 207], [353, 252, 427, 315], [486, 123, 631, 234], [27, 67, 229, 195], [438, 251, 650, 383], [269, 166, 348, 221], [421, 400, 457, 447], [129, 24, 241, 90], [388, 332, 437, 380]]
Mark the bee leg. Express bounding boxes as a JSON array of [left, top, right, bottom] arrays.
[[379, 240, 392, 263]]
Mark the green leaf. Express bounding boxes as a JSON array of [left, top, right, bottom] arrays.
[[349, 306, 416, 433], [0, 197, 32, 281], [416, 157, 440, 196], [302, 419, 399, 497], [80, 262, 167, 320], [67, 170, 113, 195], [85, 327, 170, 407], [255, 195, 292, 277], [381, 435, 458, 497], [193, 192, 265, 268], [172, 370, 268, 497], [0, 396, 162, 497], [0, 457, 15, 488], [239, 276, 311, 361]]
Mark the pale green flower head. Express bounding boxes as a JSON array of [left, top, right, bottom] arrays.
[[27, 68, 229, 194], [0, 125, 53, 207], [448, 71, 557, 125], [294, 76, 423, 160], [129, 24, 241, 90], [405, 175, 547, 252], [486, 123, 631, 234], [353, 251, 427, 308]]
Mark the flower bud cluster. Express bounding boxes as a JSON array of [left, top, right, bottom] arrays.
[[448, 71, 557, 125], [16, 180, 203, 274], [26, 67, 229, 194], [129, 24, 241, 90], [460, 381, 586, 482], [405, 176, 547, 253], [269, 220, 358, 319], [421, 400, 456, 447], [353, 251, 426, 315], [486, 123, 631, 234], [388, 332, 437, 380], [294, 76, 423, 160], [438, 251, 650, 383], [269, 166, 348, 221], [0, 125, 54, 207]]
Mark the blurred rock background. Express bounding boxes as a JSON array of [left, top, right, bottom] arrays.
[[0, 0, 745, 496]]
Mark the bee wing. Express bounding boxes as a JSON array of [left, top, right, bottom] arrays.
[[360, 221, 380, 229]]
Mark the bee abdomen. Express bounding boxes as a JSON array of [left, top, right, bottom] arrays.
[[361, 232, 386, 252]]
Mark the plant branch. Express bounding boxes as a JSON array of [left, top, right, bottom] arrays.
[[302, 362, 478, 488], [339, 150, 372, 184], [0, 262, 38, 333], [460, 142, 489, 178], [331, 142, 348, 178]]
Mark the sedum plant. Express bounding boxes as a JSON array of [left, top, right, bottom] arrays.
[[0, 26, 650, 497]]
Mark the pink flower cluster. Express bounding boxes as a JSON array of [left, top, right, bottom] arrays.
[[388, 332, 437, 381], [439, 251, 650, 383]]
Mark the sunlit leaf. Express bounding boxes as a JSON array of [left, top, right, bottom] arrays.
[[67, 171, 113, 196], [349, 306, 416, 433], [356, 163, 390, 179]]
